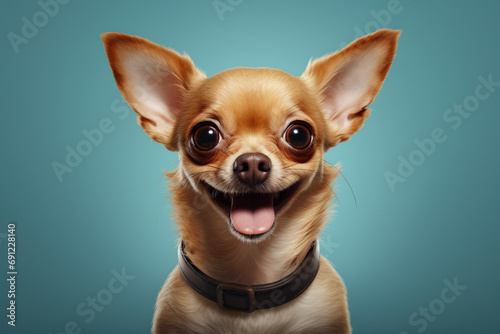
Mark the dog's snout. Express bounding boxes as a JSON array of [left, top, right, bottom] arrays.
[[233, 153, 271, 186]]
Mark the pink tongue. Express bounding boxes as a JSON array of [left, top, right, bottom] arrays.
[[230, 194, 275, 235]]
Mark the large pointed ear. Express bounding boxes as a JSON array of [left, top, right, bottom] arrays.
[[301, 29, 400, 148], [101, 33, 205, 151]]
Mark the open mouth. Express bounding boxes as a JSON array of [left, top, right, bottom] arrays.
[[202, 181, 300, 238]]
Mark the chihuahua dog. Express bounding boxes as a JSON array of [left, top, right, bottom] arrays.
[[102, 28, 399, 334]]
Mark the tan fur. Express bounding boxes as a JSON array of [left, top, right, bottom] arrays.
[[101, 28, 400, 333]]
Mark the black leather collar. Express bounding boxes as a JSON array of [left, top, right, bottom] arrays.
[[178, 240, 320, 313]]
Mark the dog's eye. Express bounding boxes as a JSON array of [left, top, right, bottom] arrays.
[[193, 124, 220, 150], [284, 123, 312, 149]]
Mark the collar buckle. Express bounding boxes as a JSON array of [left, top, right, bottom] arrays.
[[216, 282, 255, 313]]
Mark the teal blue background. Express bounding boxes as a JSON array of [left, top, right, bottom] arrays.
[[1, 0, 499, 333]]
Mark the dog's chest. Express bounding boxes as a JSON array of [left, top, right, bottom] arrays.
[[154, 259, 350, 333], [185, 294, 332, 334], [174, 270, 346, 333]]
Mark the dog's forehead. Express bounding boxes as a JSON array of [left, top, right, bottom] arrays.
[[192, 67, 317, 133]]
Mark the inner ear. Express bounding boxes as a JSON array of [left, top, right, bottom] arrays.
[[123, 54, 183, 129], [321, 48, 386, 128], [302, 29, 400, 146], [101, 32, 205, 151]]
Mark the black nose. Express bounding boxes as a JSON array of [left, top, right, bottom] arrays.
[[233, 153, 271, 186]]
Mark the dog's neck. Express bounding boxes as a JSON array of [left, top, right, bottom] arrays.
[[168, 163, 338, 285]]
